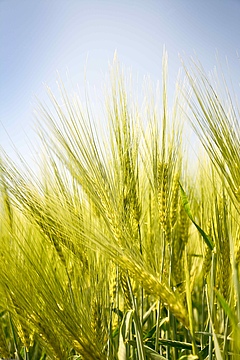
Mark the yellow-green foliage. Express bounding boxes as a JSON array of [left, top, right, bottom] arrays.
[[0, 53, 240, 359]]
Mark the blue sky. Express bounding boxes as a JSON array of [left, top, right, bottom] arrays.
[[1, 0, 240, 165]]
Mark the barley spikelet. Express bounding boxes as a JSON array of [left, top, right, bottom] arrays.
[[109, 265, 117, 303], [50, 233, 67, 267], [171, 203, 189, 287], [108, 266, 119, 329], [172, 238, 184, 286], [2, 180, 13, 229], [16, 322, 31, 351], [165, 219, 172, 246], [202, 220, 213, 278], [24, 199, 68, 269], [218, 196, 231, 300], [203, 246, 212, 279], [158, 163, 169, 234], [122, 148, 141, 249], [9, 295, 31, 351], [91, 296, 106, 344], [235, 235, 240, 265], [172, 260, 182, 286], [29, 330, 34, 348], [72, 339, 104, 360], [170, 172, 180, 229], [179, 203, 189, 246], [171, 233, 186, 300], [94, 187, 124, 246], [120, 255, 189, 328], [120, 271, 132, 309], [31, 315, 64, 360], [220, 240, 231, 300], [235, 186, 240, 202]]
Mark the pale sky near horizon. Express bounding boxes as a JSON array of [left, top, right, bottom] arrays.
[[1, 0, 240, 166]]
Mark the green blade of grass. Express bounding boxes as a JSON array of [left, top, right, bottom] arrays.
[[179, 182, 214, 250], [206, 287, 223, 360], [118, 310, 134, 360], [215, 288, 240, 352]]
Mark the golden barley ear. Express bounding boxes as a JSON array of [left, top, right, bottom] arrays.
[[235, 236, 240, 265], [119, 270, 132, 309]]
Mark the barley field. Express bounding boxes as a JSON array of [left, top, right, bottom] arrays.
[[0, 54, 240, 360]]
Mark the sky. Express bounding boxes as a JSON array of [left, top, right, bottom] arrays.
[[1, 0, 240, 166]]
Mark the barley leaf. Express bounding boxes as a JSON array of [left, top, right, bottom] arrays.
[[179, 182, 214, 250], [118, 310, 134, 360], [215, 288, 240, 349], [128, 341, 167, 360]]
